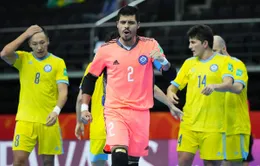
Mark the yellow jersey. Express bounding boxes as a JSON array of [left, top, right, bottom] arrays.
[[81, 63, 106, 139], [225, 57, 251, 135], [172, 53, 233, 132], [13, 51, 69, 124]]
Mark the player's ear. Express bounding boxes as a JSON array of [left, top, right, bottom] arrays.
[[137, 22, 140, 29], [203, 40, 208, 49]]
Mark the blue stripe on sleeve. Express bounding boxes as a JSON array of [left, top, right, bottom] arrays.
[[57, 80, 69, 85], [170, 81, 180, 89]]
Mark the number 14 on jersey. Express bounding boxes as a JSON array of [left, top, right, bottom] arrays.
[[198, 75, 206, 88]]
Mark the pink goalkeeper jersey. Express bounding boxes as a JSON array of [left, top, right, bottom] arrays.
[[89, 36, 165, 110]]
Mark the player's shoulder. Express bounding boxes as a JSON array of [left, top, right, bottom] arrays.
[[231, 56, 246, 68], [214, 53, 228, 58], [231, 56, 243, 63], [100, 39, 117, 49], [15, 50, 31, 57], [138, 36, 155, 42], [181, 57, 197, 67], [185, 57, 197, 63], [49, 53, 65, 64], [213, 53, 232, 62], [49, 53, 63, 60]]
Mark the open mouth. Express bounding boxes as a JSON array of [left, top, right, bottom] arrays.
[[123, 31, 130, 35]]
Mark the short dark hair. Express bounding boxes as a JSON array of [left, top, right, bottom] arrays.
[[187, 24, 213, 49], [116, 5, 140, 22]]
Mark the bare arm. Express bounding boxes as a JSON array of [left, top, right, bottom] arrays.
[[230, 82, 244, 94], [167, 84, 179, 94], [75, 89, 85, 140], [76, 90, 82, 122], [167, 84, 179, 104], [154, 85, 183, 120], [201, 77, 233, 95], [57, 83, 68, 109], [46, 83, 68, 126], [0, 33, 28, 64], [0, 25, 42, 64], [214, 77, 233, 91], [154, 85, 171, 107]]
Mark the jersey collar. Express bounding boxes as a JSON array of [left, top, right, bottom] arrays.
[[199, 52, 216, 63], [32, 52, 51, 61], [116, 36, 140, 51]]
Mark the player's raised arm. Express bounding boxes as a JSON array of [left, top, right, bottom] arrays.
[[154, 85, 183, 120], [0, 25, 42, 65], [150, 40, 171, 70]]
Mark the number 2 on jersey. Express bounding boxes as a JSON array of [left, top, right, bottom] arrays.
[[108, 122, 115, 137], [198, 75, 206, 88], [34, 72, 40, 84], [128, 66, 134, 82]]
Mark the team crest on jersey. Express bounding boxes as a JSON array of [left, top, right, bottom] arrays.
[[44, 64, 52, 72], [138, 55, 148, 65], [210, 64, 218, 72]]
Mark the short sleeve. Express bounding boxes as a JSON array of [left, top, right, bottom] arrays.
[[171, 59, 190, 90], [88, 48, 106, 76], [234, 60, 248, 87], [152, 39, 165, 57], [221, 56, 234, 81], [13, 51, 26, 70], [56, 59, 69, 85]]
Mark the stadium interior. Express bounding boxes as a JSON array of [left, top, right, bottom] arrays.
[[0, 0, 260, 113]]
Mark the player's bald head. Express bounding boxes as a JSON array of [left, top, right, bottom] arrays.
[[213, 35, 227, 54], [214, 35, 226, 48]]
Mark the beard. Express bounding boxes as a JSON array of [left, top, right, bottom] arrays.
[[122, 35, 132, 42]]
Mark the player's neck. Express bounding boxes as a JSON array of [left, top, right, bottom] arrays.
[[33, 51, 49, 59], [119, 36, 137, 47], [200, 49, 214, 60]]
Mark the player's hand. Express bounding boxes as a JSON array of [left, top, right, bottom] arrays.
[[75, 122, 84, 140], [25, 25, 43, 38], [149, 50, 165, 62], [167, 89, 179, 104], [46, 112, 58, 126], [81, 110, 92, 123], [169, 104, 183, 121], [201, 84, 216, 96]]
